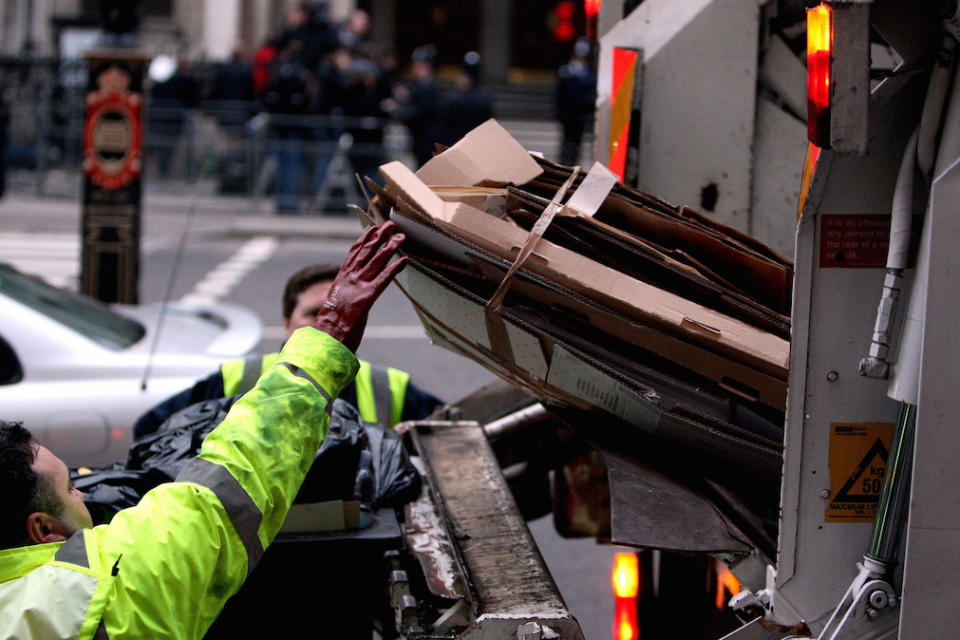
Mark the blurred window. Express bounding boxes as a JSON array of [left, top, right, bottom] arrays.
[[0, 264, 144, 350]]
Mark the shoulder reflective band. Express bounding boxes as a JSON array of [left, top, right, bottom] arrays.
[[370, 365, 392, 428], [237, 355, 264, 396], [55, 533, 90, 567], [278, 362, 333, 414]]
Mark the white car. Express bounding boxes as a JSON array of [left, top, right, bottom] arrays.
[[0, 263, 262, 467]]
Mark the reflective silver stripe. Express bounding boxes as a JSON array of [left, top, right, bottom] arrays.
[[54, 532, 89, 567], [93, 620, 110, 640], [370, 365, 393, 427], [237, 355, 263, 395], [177, 457, 264, 576], [278, 362, 333, 414]]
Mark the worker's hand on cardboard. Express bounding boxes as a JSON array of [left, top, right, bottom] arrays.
[[313, 222, 407, 353]]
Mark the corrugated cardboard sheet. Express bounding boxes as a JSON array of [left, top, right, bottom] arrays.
[[366, 119, 790, 465]]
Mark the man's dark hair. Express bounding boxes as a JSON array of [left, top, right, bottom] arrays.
[[282, 263, 340, 320], [0, 421, 61, 549]]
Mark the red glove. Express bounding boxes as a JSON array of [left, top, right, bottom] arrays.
[[313, 222, 407, 352]]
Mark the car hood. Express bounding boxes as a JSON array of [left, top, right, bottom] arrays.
[[114, 301, 263, 358]]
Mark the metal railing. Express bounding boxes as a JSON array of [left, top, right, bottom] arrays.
[[0, 57, 413, 213]]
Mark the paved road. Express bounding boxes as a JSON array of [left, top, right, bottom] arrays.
[[0, 198, 622, 640]]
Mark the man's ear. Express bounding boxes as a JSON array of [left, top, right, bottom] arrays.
[[25, 512, 69, 544]]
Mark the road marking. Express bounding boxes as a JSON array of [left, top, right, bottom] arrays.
[[0, 232, 80, 289], [261, 324, 425, 341], [181, 235, 279, 306], [0, 232, 168, 290]]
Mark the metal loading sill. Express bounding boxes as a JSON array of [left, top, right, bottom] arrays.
[[408, 420, 585, 640]]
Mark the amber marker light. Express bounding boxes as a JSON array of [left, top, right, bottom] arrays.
[[807, 3, 832, 147], [612, 552, 640, 598], [714, 560, 742, 610]]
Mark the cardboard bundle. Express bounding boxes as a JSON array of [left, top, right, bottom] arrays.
[[365, 120, 790, 468]]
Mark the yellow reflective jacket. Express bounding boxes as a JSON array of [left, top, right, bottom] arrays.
[[0, 328, 358, 640], [221, 354, 409, 427]]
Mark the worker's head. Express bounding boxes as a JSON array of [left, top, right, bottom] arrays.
[[282, 263, 342, 338], [0, 421, 93, 550]]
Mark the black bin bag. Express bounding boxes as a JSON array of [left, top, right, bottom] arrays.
[[295, 400, 422, 509], [74, 396, 421, 525]]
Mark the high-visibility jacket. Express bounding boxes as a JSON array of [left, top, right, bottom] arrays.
[[221, 354, 410, 428], [0, 328, 357, 640]]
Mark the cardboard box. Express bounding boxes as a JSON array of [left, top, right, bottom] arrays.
[[280, 500, 363, 533]]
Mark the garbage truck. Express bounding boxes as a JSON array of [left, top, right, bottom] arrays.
[[101, 1, 952, 638], [329, 0, 960, 639]]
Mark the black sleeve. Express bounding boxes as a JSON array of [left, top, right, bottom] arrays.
[[338, 379, 358, 410], [400, 380, 444, 422], [132, 370, 226, 439]]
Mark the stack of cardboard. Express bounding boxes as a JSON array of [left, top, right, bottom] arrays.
[[364, 120, 791, 471]]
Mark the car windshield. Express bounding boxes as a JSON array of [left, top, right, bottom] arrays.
[[0, 264, 145, 350]]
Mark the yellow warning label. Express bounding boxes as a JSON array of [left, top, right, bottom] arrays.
[[826, 423, 894, 522]]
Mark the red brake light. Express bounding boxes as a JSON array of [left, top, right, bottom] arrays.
[[612, 553, 640, 640], [807, 4, 832, 147], [614, 598, 639, 640]]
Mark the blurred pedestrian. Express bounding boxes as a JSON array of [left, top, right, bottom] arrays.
[[252, 36, 281, 98], [383, 45, 442, 167], [209, 46, 255, 135], [150, 58, 201, 177], [440, 51, 494, 146], [342, 56, 390, 183], [263, 38, 318, 214], [210, 46, 254, 103], [337, 9, 372, 55], [556, 37, 596, 167], [281, 1, 338, 71]]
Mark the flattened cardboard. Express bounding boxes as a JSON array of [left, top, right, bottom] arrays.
[[528, 158, 793, 314], [381, 161, 789, 378], [392, 199, 786, 408], [506, 187, 791, 337], [546, 345, 660, 429], [395, 262, 783, 479], [415, 119, 543, 187]]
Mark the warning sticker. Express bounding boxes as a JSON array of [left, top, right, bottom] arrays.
[[819, 214, 890, 268], [826, 423, 894, 522]]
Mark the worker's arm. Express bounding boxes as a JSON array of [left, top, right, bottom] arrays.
[[401, 379, 444, 422], [85, 223, 406, 639]]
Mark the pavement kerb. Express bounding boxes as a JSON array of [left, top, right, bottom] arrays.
[[0, 192, 369, 241], [228, 214, 365, 240]]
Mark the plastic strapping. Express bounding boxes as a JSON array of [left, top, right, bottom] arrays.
[[484, 167, 581, 365]]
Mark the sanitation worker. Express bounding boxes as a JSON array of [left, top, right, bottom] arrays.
[[133, 261, 442, 439], [0, 222, 406, 639]]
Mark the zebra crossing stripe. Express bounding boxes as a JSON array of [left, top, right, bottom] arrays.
[[180, 235, 279, 306], [0, 233, 81, 289]]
